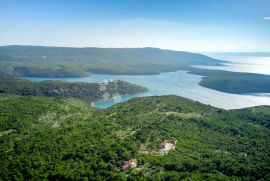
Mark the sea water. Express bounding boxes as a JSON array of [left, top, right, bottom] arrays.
[[23, 68, 270, 110]]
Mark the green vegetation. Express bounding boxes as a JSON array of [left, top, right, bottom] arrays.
[[0, 95, 269, 180], [0, 75, 147, 103], [189, 68, 270, 94], [0, 45, 224, 77]]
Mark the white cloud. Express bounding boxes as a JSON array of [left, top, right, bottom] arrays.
[[263, 17, 270, 20]]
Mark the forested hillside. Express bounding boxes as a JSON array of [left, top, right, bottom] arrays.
[[0, 45, 224, 77], [1, 95, 269, 180]]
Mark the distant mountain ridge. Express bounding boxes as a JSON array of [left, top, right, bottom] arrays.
[[0, 45, 225, 77]]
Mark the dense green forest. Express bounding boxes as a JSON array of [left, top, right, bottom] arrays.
[[0, 94, 269, 180], [0, 45, 224, 77], [0, 75, 147, 103], [189, 68, 270, 94]]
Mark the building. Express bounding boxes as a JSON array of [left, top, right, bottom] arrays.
[[122, 159, 138, 170]]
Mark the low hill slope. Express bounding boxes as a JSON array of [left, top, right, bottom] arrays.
[[0, 75, 147, 103], [189, 68, 270, 94]]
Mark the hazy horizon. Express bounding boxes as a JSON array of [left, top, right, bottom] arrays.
[[1, 45, 270, 54]]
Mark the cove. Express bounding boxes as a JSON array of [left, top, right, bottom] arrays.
[[23, 70, 270, 110]]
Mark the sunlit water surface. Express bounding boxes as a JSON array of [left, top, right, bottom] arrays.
[[195, 55, 270, 75], [23, 55, 270, 110]]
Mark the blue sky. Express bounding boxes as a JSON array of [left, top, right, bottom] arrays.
[[0, 0, 270, 52]]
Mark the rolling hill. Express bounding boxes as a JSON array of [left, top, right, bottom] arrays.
[[0, 95, 269, 180]]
